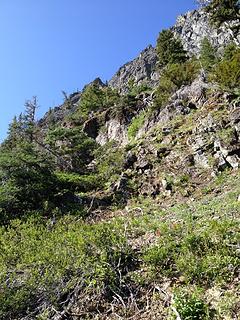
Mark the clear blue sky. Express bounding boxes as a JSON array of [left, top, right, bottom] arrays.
[[0, 0, 197, 141]]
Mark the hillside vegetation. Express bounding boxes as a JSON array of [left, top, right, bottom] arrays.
[[0, 1, 239, 319]]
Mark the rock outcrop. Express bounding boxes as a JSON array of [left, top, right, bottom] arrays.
[[173, 9, 240, 55], [109, 8, 240, 94], [109, 45, 158, 94]]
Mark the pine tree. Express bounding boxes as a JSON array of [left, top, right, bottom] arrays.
[[156, 29, 188, 68], [210, 47, 240, 92], [205, 0, 240, 26], [0, 98, 64, 220], [223, 42, 239, 60], [199, 37, 217, 71], [23, 96, 38, 143]]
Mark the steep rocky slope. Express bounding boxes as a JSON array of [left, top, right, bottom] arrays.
[[1, 4, 240, 320]]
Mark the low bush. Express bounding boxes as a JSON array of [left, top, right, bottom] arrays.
[[210, 48, 240, 92], [154, 60, 200, 108]]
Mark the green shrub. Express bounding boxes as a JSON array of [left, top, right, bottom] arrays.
[[128, 111, 148, 140], [0, 217, 132, 318], [154, 60, 200, 108], [55, 172, 102, 192], [174, 289, 210, 320], [210, 48, 240, 92]]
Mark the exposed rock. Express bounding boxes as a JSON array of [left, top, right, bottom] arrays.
[[226, 154, 239, 169], [124, 151, 137, 169], [96, 118, 128, 146], [137, 76, 211, 139], [82, 117, 100, 139], [173, 9, 240, 56], [108, 9, 239, 94], [109, 45, 158, 93]]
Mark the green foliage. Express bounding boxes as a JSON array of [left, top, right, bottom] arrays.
[[74, 82, 120, 119], [46, 126, 97, 173], [0, 168, 239, 318], [128, 111, 147, 140], [205, 0, 240, 27], [156, 29, 187, 68], [199, 37, 217, 71], [210, 47, 240, 92], [223, 42, 239, 60], [0, 102, 67, 221], [55, 172, 102, 192], [174, 289, 210, 320], [0, 217, 132, 318], [94, 141, 124, 188], [127, 78, 151, 96], [154, 60, 200, 108]]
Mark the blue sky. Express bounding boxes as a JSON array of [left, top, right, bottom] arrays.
[[0, 0, 197, 141]]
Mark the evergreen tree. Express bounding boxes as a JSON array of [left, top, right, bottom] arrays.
[[156, 29, 188, 68], [205, 0, 240, 26], [23, 96, 38, 143], [223, 42, 239, 60], [199, 37, 217, 71], [0, 98, 65, 220], [210, 48, 240, 92], [46, 126, 96, 173]]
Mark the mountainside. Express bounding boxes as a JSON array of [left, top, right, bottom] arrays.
[[0, 2, 240, 320]]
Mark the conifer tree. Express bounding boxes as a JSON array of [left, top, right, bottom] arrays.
[[199, 37, 217, 71], [0, 98, 62, 220], [156, 29, 187, 68], [204, 0, 240, 26]]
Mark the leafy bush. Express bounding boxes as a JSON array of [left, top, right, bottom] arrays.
[[174, 289, 210, 320], [143, 215, 239, 285], [0, 217, 132, 318]]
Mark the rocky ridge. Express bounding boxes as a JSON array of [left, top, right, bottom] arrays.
[[108, 8, 240, 93]]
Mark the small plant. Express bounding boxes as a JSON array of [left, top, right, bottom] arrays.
[[128, 111, 148, 140], [174, 288, 210, 320]]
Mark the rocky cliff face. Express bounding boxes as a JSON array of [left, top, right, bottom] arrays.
[[38, 6, 240, 165], [108, 45, 158, 94], [173, 8, 240, 55], [108, 8, 240, 94]]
